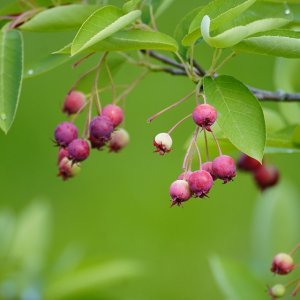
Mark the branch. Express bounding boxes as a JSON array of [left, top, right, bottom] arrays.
[[143, 50, 300, 102]]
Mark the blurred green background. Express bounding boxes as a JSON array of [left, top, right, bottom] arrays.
[[0, 0, 300, 299]]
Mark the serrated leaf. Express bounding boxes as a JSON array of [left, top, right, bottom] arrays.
[[0, 29, 23, 134], [203, 76, 266, 162], [71, 6, 141, 56], [20, 5, 99, 32]]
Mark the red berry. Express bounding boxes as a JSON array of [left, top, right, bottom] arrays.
[[54, 122, 78, 147], [62, 91, 86, 115], [201, 161, 217, 180], [89, 116, 114, 140], [58, 157, 81, 180], [238, 154, 262, 172], [254, 165, 279, 190], [192, 104, 217, 131], [212, 155, 236, 183], [169, 180, 191, 206], [109, 129, 129, 152], [178, 171, 193, 181], [67, 139, 90, 162], [271, 253, 294, 275], [153, 133, 172, 155], [57, 147, 68, 165], [102, 104, 124, 127], [188, 170, 213, 198]]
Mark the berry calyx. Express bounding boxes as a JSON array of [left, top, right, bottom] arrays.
[[89, 134, 107, 150], [62, 91, 86, 115], [212, 155, 236, 183], [67, 139, 90, 162], [102, 104, 124, 127], [109, 128, 129, 152], [58, 147, 68, 165], [54, 122, 78, 147], [153, 133, 172, 155], [268, 284, 286, 299], [254, 165, 279, 191], [271, 253, 294, 275], [89, 115, 114, 140], [169, 180, 192, 206], [178, 171, 193, 181], [188, 170, 213, 198], [58, 157, 81, 180], [201, 161, 217, 181], [192, 104, 217, 131], [237, 153, 262, 172]]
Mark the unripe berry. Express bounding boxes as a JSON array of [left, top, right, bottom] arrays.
[[109, 129, 130, 152], [54, 122, 78, 147], [169, 180, 191, 206], [102, 104, 124, 127], [67, 139, 90, 162], [62, 91, 86, 115], [237, 153, 262, 172], [254, 165, 279, 191], [188, 170, 213, 198], [202, 161, 217, 180], [271, 253, 294, 275], [58, 147, 68, 165], [212, 155, 236, 183], [268, 284, 286, 298], [58, 157, 81, 180], [192, 104, 217, 131], [153, 133, 172, 155], [178, 171, 193, 181], [89, 116, 114, 140]]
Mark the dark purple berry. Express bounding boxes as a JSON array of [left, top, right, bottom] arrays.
[[254, 165, 279, 190], [67, 139, 90, 162], [89, 134, 107, 150], [188, 170, 213, 198], [238, 153, 262, 172], [54, 122, 78, 147], [63, 91, 86, 115], [102, 104, 124, 127], [89, 116, 114, 140], [192, 104, 217, 131], [169, 179, 191, 206], [212, 155, 236, 183], [201, 161, 217, 180]]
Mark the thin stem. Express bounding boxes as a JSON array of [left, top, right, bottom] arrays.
[[291, 281, 300, 297], [70, 99, 90, 122], [214, 51, 236, 73], [194, 138, 202, 169], [147, 90, 195, 123], [203, 130, 210, 161], [175, 52, 194, 79], [168, 114, 192, 134], [69, 66, 98, 93], [290, 243, 300, 256], [189, 45, 195, 77], [73, 52, 95, 68], [210, 130, 222, 156], [182, 127, 200, 171], [83, 95, 93, 138], [8, 7, 42, 29], [149, 5, 158, 31], [105, 61, 116, 103], [285, 277, 300, 288]]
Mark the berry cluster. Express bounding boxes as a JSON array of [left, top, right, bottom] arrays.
[[237, 154, 280, 191], [268, 244, 300, 299], [54, 91, 129, 180]]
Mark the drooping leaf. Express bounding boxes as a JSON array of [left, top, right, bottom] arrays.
[[71, 6, 141, 56], [203, 76, 266, 162], [20, 5, 99, 32], [0, 28, 23, 134]]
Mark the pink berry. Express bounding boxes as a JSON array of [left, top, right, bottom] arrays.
[[57, 147, 68, 165], [54, 122, 78, 147], [238, 154, 262, 172], [169, 180, 191, 206], [67, 139, 90, 162], [254, 165, 279, 191], [89, 134, 107, 150], [153, 133, 172, 155], [188, 170, 213, 198], [192, 104, 217, 131], [201, 161, 217, 180], [178, 171, 193, 181], [109, 129, 129, 152], [271, 253, 294, 275], [62, 91, 86, 115], [212, 155, 236, 183], [89, 116, 114, 140], [58, 157, 81, 180], [102, 104, 124, 127]]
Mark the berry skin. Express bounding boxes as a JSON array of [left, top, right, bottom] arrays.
[[102, 104, 124, 127], [201, 161, 217, 181], [153, 133, 172, 155], [192, 104, 217, 131], [178, 171, 193, 181], [58, 147, 68, 165], [188, 170, 213, 198], [89, 134, 107, 150], [271, 253, 294, 275], [54, 122, 78, 147], [169, 180, 192, 206], [109, 129, 129, 152], [89, 116, 114, 140], [67, 139, 90, 162], [212, 155, 236, 183], [62, 91, 86, 115], [254, 165, 279, 191], [268, 284, 286, 299], [237, 153, 262, 172], [58, 157, 81, 180]]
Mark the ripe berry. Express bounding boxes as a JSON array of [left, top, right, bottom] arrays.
[[54, 122, 78, 147], [89, 116, 114, 140], [178, 171, 193, 181], [254, 165, 279, 191], [188, 170, 213, 198], [153, 133, 172, 155], [58, 157, 81, 180], [109, 128, 129, 152], [268, 284, 286, 299], [89, 134, 107, 150], [67, 139, 90, 162], [62, 91, 86, 115], [201, 161, 217, 180], [169, 180, 191, 206], [212, 155, 236, 183], [192, 104, 217, 131], [102, 104, 124, 127], [237, 153, 262, 172], [271, 253, 294, 275], [58, 147, 68, 164]]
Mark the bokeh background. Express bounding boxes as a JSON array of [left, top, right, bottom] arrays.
[[0, 0, 300, 299]]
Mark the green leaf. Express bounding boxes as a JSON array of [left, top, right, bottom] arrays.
[[71, 6, 141, 56], [210, 256, 266, 300], [20, 5, 99, 32], [234, 30, 300, 58], [0, 29, 23, 134], [182, 0, 256, 46], [142, 0, 175, 23], [203, 76, 266, 162], [123, 0, 141, 13]]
